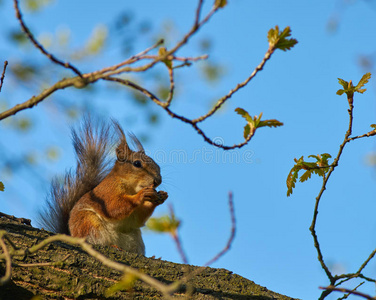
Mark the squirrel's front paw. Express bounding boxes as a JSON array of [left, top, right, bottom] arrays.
[[140, 187, 159, 203], [149, 191, 168, 205], [156, 191, 168, 204]]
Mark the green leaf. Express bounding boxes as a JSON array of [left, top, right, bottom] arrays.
[[147, 215, 180, 233], [0, 182, 4, 192], [158, 47, 172, 69], [235, 107, 253, 123], [286, 153, 332, 197], [268, 26, 298, 51], [336, 89, 345, 96], [215, 0, 227, 8], [299, 170, 313, 183], [286, 167, 299, 197], [258, 119, 284, 128], [355, 72, 371, 91], [337, 73, 372, 97], [337, 78, 348, 89], [370, 124, 376, 129], [356, 88, 367, 94], [243, 124, 250, 139]]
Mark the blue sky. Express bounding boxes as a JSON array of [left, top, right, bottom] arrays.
[[1, 1, 376, 299]]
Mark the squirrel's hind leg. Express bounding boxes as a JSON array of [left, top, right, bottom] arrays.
[[69, 207, 111, 246]]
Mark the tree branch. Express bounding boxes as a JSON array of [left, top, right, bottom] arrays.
[[204, 191, 236, 266], [0, 61, 8, 93], [13, 0, 83, 77], [320, 286, 376, 300]]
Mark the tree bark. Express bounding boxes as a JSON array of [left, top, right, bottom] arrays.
[[0, 215, 297, 300]]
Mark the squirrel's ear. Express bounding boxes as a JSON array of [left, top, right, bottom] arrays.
[[128, 132, 145, 153], [112, 120, 132, 162]]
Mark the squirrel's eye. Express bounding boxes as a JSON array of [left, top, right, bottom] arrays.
[[133, 160, 142, 168]]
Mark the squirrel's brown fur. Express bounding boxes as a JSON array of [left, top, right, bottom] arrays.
[[39, 118, 168, 254]]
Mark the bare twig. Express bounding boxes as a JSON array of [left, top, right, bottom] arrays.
[[0, 76, 79, 121], [3, 0, 278, 151], [14, 254, 71, 268], [193, 48, 274, 123], [89, 39, 165, 76], [309, 91, 376, 299], [13, 0, 83, 77], [104, 76, 256, 149], [140, 54, 208, 63], [0, 61, 8, 93], [347, 130, 376, 142], [204, 191, 236, 266], [194, 0, 204, 27], [356, 249, 376, 275], [168, 205, 188, 264], [165, 66, 175, 107], [338, 282, 365, 300], [320, 286, 376, 300], [311, 97, 355, 289]]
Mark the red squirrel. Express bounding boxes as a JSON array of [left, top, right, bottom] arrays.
[[39, 118, 168, 254]]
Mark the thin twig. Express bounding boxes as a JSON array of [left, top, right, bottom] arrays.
[[13, 0, 83, 77], [335, 274, 376, 289], [194, 0, 204, 27], [122, 54, 208, 63], [0, 76, 79, 121], [347, 130, 376, 142], [4, 0, 262, 151], [104, 76, 256, 149], [204, 191, 236, 266], [0, 61, 8, 93], [168, 205, 188, 264], [338, 282, 365, 300], [89, 39, 165, 77], [14, 254, 71, 267], [193, 48, 275, 123], [165, 66, 175, 107], [311, 97, 355, 289], [357, 249, 376, 274], [320, 286, 376, 300], [103, 76, 165, 107]]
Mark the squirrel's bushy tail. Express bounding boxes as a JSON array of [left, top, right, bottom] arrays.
[[38, 117, 114, 234]]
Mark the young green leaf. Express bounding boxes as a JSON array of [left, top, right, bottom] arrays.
[[300, 170, 313, 183], [268, 26, 298, 51], [258, 119, 284, 128], [236, 108, 283, 138], [0, 182, 4, 192], [370, 124, 376, 129], [337, 73, 372, 97], [286, 165, 300, 197], [158, 46, 172, 69], [243, 124, 251, 139], [337, 78, 348, 89], [147, 215, 180, 234], [355, 72, 371, 91], [235, 107, 253, 123], [286, 154, 332, 197]]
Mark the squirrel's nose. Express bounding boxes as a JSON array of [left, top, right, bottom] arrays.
[[153, 176, 162, 187]]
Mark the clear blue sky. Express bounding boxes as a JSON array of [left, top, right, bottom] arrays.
[[1, 1, 376, 299]]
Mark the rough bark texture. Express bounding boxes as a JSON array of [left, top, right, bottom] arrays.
[[0, 215, 298, 300]]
